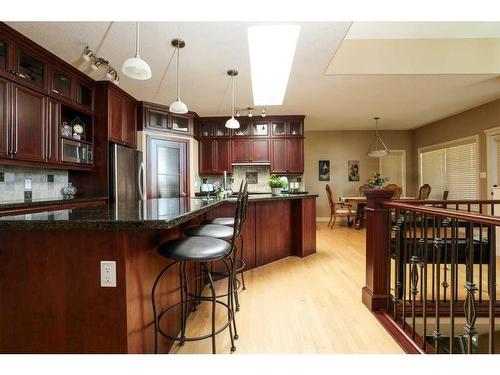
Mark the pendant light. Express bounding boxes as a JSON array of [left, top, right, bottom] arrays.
[[169, 38, 188, 114], [225, 70, 240, 129], [122, 22, 152, 80], [367, 117, 389, 157]]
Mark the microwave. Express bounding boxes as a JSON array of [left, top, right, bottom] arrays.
[[61, 138, 93, 165]]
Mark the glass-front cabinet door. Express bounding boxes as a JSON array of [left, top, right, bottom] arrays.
[[76, 81, 93, 108], [289, 120, 303, 136], [170, 114, 190, 134], [215, 123, 229, 137], [51, 69, 72, 100], [233, 122, 251, 136], [200, 123, 212, 138], [16, 48, 46, 90], [252, 121, 269, 136], [0, 37, 8, 75], [272, 121, 286, 136]]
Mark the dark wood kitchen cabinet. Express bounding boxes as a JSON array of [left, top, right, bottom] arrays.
[[198, 138, 232, 174], [50, 67, 94, 111], [0, 77, 9, 158], [11, 44, 48, 93], [138, 101, 194, 136], [271, 138, 303, 174], [46, 99, 60, 163], [0, 33, 11, 79], [11, 83, 46, 162], [102, 82, 137, 149], [231, 138, 270, 164]]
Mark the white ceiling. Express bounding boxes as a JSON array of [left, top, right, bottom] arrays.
[[6, 21, 500, 131]]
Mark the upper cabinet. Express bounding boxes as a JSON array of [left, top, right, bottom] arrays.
[[271, 119, 303, 137], [138, 102, 194, 136], [0, 35, 9, 78], [99, 82, 137, 149], [11, 45, 48, 92], [50, 67, 94, 111]]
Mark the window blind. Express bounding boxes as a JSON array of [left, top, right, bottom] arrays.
[[419, 141, 477, 200], [495, 138, 500, 186]]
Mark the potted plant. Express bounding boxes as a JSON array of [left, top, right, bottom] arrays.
[[367, 172, 389, 189], [268, 174, 285, 196]]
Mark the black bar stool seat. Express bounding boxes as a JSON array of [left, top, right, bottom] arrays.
[[158, 236, 231, 262], [183, 224, 233, 239], [202, 217, 235, 226]]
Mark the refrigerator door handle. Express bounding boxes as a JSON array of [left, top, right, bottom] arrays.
[[138, 161, 146, 200]]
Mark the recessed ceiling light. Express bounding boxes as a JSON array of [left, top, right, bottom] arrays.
[[247, 25, 300, 106]]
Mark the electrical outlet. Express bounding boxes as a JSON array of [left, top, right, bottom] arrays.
[[24, 178, 32, 190], [47, 174, 54, 183], [100, 261, 117, 287]]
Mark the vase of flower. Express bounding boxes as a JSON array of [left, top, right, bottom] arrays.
[[367, 172, 389, 189]]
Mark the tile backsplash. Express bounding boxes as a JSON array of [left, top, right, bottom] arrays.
[[200, 165, 304, 193], [0, 165, 68, 203]]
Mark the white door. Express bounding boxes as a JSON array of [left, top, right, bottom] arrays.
[[379, 150, 406, 196]]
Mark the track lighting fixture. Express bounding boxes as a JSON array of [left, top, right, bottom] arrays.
[[79, 45, 120, 83], [235, 110, 240, 117], [261, 108, 266, 117], [248, 107, 253, 118]]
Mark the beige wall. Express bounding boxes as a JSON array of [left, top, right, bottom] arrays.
[[304, 130, 415, 218], [413, 98, 500, 200]]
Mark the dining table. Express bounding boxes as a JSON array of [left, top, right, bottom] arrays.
[[339, 196, 415, 229]]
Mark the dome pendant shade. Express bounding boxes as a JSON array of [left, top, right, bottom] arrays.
[[225, 69, 240, 129], [225, 116, 240, 129], [169, 99, 188, 114], [367, 117, 389, 158], [169, 38, 188, 114], [121, 22, 152, 80]]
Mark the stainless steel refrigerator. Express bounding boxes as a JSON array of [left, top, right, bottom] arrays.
[[110, 143, 146, 203]]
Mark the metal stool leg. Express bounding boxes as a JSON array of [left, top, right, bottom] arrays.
[[222, 259, 237, 351], [239, 235, 246, 290], [179, 261, 188, 346], [222, 258, 239, 342], [151, 261, 178, 354], [202, 262, 217, 354]]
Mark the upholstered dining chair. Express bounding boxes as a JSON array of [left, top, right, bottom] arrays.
[[384, 184, 403, 199], [417, 184, 432, 200], [325, 184, 353, 229]]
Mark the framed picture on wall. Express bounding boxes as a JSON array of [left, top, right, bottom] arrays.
[[348, 160, 360, 181], [319, 160, 330, 181]]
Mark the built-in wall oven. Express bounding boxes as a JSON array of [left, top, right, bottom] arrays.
[[61, 138, 93, 165]]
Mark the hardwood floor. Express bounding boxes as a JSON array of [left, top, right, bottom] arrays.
[[168, 222, 404, 354]]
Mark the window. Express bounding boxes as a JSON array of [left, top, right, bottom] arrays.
[[419, 139, 478, 200]]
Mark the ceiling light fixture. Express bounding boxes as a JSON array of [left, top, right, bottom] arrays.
[[121, 21, 152, 80], [225, 69, 240, 129], [367, 117, 389, 158], [81, 46, 94, 62], [248, 25, 300, 106], [169, 38, 188, 114]]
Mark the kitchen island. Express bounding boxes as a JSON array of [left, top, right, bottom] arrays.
[[0, 194, 317, 353]]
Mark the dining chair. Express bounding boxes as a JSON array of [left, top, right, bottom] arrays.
[[326, 184, 353, 229], [358, 184, 371, 197], [417, 184, 432, 200], [384, 184, 403, 199]]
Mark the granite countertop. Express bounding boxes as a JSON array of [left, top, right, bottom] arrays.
[[0, 194, 318, 230], [0, 196, 108, 210]]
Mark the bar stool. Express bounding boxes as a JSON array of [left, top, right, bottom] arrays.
[[151, 187, 247, 354], [202, 182, 249, 292], [184, 181, 249, 312]]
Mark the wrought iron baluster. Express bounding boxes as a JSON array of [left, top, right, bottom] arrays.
[[393, 211, 402, 319], [433, 236, 442, 353], [449, 218, 457, 354], [479, 223, 483, 303], [402, 210, 408, 330], [443, 218, 449, 303], [410, 253, 419, 341], [422, 214, 428, 350], [464, 222, 477, 354], [488, 225, 496, 354], [432, 216, 436, 302]]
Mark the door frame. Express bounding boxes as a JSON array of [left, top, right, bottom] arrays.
[[379, 149, 406, 196], [485, 126, 500, 199], [146, 134, 190, 199]]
